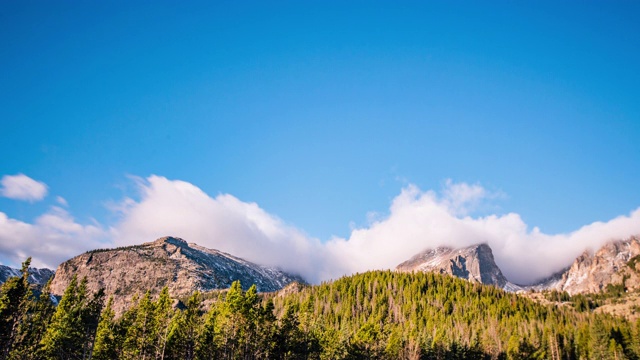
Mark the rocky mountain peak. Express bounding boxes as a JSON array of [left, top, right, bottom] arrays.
[[536, 236, 640, 295], [49, 236, 303, 314], [396, 243, 517, 290], [150, 236, 188, 247]]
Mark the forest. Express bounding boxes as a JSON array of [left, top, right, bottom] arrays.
[[1, 258, 639, 360]]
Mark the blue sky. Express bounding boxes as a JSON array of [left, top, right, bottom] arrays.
[[1, 2, 640, 281]]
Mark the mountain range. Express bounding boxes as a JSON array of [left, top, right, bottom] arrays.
[[0, 264, 54, 287], [2, 234, 639, 314], [396, 236, 640, 295]]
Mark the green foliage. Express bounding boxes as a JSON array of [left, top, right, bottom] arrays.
[[40, 275, 105, 360], [3, 260, 640, 360], [0, 258, 32, 360], [92, 297, 117, 360], [9, 277, 55, 360], [627, 255, 640, 272]]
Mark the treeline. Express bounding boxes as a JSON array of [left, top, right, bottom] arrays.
[[2, 258, 640, 359]]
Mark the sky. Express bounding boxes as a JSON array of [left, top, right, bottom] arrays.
[[1, 1, 639, 285]]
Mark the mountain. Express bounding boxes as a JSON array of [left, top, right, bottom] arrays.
[[396, 236, 640, 296], [0, 264, 54, 286], [49, 236, 303, 313], [395, 243, 521, 291], [533, 236, 640, 295]]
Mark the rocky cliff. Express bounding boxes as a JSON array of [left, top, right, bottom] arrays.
[[534, 236, 640, 295], [49, 236, 303, 314], [396, 243, 521, 291]]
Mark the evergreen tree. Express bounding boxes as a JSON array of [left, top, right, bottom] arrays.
[[153, 287, 174, 360], [0, 258, 32, 359], [122, 291, 155, 360], [40, 275, 85, 359], [165, 291, 201, 360], [9, 278, 55, 360], [80, 284, 105, 360], [195, 299, 219, 360], [91, 297, 117, 360]]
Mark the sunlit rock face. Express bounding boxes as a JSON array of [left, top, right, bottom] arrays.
[[49, 236, 302, 314], [396, 243, 520, 291], [537, 236, 640, 295]]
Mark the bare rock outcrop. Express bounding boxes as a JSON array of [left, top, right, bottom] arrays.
[[538, 236, 640, 295], [49, 236, 303, 314], [396, 243, 520, 291]]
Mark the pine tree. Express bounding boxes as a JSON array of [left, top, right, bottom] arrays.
[[0, 258, 32, 359], [219, 281, 245, 358], [122, 291, 155, 360], [195, 299, 219, 360], [166, 291, 201, 360], [40, 275, 85, 359], [153, 287, 174, 360], [80, 284, 105, 360], [91, 297, 117, 360], [9, 277, 55, 360], [590, 317, 613, 360]]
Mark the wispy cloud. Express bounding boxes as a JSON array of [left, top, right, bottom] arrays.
[[1, 175, 639, 285], [0, 174, 48, 202]]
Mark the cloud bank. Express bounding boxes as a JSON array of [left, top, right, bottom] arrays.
[[0, 207, 107, 269], [2, 174, 640, 285], [1, 174, 48, 202]]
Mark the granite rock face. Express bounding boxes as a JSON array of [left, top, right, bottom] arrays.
[[49, 236, 303, 314], [396, 243, 520, 291], [536, 236, 640, 295]]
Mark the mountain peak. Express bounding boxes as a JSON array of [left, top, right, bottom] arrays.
[[149, 236, 188, 246], [396, 243, 517, 290], [535, 236, 640, 295], [49, 237, 303, 314]]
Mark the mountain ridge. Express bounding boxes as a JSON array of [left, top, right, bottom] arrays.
[[395, 236, 640, 295], [535, 236, 640, 295], [48, 236, 303, 314], [0, 264, 54, 287]]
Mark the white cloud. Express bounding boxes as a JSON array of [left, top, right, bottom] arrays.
[[109, 176, 640, 285], [56, 196, 68, 207], [2, 174, 639, 286], [324, 186, 640, 284], [110, 175, 327, 281], [0, 174, 48, 202], [0, 207, 107, 269]]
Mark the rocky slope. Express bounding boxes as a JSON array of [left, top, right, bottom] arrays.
[[396, 243, 521, 291], [533, 236, 640, 295], [0, 264, 54, 286], [49, 236, 303, 314]]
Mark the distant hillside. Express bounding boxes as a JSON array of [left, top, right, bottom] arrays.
[[49, 236, 303, 314], [268, 270, 639, 359]]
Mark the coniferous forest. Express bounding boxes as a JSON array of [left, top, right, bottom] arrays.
[[1, 258, 640, 360]]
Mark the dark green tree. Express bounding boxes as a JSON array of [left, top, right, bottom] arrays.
[[40, 275, 85, 359], [0, 258, 33, 359], [9, 277, 55, 360], [91, 297, 117, 360], [166, 291, 201, 360]]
